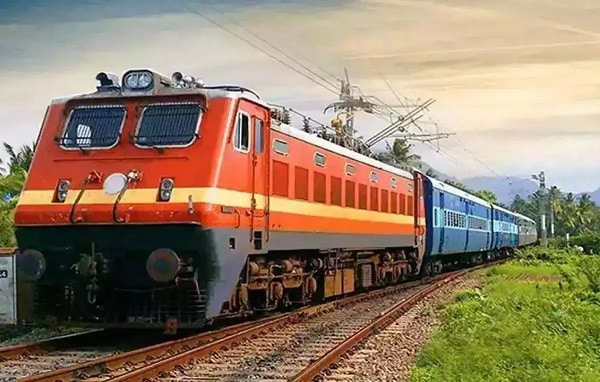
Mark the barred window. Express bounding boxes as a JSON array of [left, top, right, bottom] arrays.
[[60, 105, 125, 149], [135, 103, 202, 147]]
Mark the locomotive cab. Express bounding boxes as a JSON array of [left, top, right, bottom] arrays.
[[14, 69, 269, 328]]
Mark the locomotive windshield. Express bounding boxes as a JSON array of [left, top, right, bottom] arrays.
[[60, 105, 126, 149], [133, 103, 202, 147]]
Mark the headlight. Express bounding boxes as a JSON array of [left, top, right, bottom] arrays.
[[158, 178, 174, 201], [123, 70, 154, 91], [55, 179, 71, 203], [103, 173, 128, 196]]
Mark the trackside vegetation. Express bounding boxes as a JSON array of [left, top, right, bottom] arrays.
[[411, 242, 600, 382]]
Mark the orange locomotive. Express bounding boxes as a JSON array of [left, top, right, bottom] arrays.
[[14, 69, 425, 329]]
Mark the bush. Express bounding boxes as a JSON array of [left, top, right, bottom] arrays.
[[550, 233, 600, 254], [411, 250, 600, 382], [515, 246, 574, 265]]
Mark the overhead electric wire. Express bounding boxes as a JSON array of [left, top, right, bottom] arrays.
[[183, 2, 339, 96], [183, 0, 532, 192], [202, 4, 341, 90]]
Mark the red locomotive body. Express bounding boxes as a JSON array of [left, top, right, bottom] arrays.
[[14, 69, 425, 329]]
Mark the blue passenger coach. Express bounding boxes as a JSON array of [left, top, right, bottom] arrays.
[[420, 172, 493, 275], [490, 204, 520, 253]]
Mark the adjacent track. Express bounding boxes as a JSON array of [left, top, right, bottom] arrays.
[[0, 329, 163, 381]]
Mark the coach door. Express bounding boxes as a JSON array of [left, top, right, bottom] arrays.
[[249, 107, 270, 250], [438, 192, 445, 253], [413, 173, 425, 251]]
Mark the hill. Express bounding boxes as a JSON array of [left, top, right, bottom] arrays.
[[461, 176, 538, 205]]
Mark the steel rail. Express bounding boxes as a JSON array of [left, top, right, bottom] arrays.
[[19, 315, 282, 382], [289, 261, 501, 382], [88, 274, 445, 382]]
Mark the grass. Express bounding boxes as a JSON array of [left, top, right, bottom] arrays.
[[411, 247, 600, 382]]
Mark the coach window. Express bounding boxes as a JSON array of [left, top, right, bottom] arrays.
[[255, 119, 264, 154], [60, 105, 126, 149], [234, 112, 251, 153]]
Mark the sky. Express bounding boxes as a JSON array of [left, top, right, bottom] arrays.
[[1, 0, 599, 193]]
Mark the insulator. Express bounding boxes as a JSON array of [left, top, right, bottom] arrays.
[[282, 109, 291, 124], [302, 117, 310, 131]]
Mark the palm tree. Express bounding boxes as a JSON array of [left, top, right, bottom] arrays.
[[391, 139, 421, 165], [0, 141, 36, 200], [0, 142, 35, 174], [474, 189, 498, 204]]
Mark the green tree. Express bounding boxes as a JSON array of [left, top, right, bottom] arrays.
[[510, 186, 600, 237], [391, 138, 421, 165], [474, 189, 498, 204], [0, 141, 36, 246]]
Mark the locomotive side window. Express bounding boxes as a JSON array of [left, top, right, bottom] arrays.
[[273, 139, 289, 155], [255, 119, 264, 154], [60, 105, 125, 149], [314, 152, 326, 167], [345, 163, 355, 176], [135, 103, 202, 147], [233, 112, 251, 153]]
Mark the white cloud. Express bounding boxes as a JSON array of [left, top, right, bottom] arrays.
[[0, 0, 599, 193]]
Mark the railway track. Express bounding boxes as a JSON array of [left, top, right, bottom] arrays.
[[290, 264, 491, 382], [0, 328, 163, 381], [4, 260, 500, 382]]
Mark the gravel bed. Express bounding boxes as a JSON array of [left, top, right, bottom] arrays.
[[152, 284, 431, 382], [324, 273, 484, 382], [0, 325, 88, 347], [0, 346, 123, 381]]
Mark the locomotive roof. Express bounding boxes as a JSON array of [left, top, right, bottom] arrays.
[[420, 171, 492, 207], [51, 88, 414, 180], [272, 121, 414, 180], [50, 86, 254, 105]]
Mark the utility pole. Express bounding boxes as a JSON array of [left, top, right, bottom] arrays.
[[549, 186, 556, 238], [323, 68, 451, 153], [532, 171, 547, 247]]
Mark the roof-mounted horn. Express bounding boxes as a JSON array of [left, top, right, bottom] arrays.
[[171, 72, 205, 89]]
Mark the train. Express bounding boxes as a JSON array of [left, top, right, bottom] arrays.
[[13, 69, 538, 331]]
